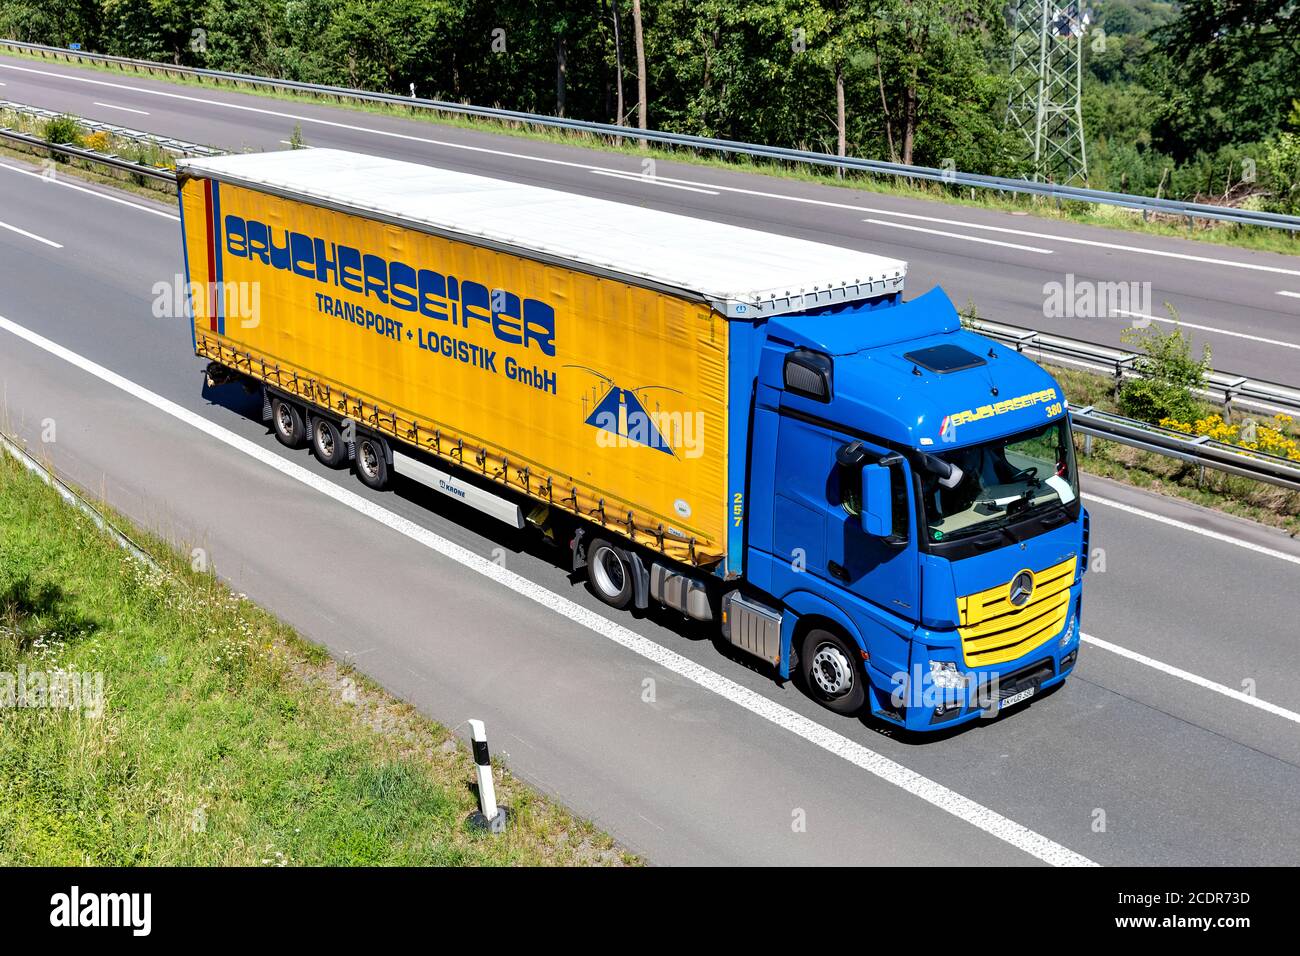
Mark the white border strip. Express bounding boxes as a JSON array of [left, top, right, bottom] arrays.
[[0, 312, 1096, 867]]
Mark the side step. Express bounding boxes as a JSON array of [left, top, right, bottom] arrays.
[[392, 451, 524, 529]]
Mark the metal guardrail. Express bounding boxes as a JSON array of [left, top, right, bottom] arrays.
[[971, 317, 1300, 418], [2, 122, 1295, 492], [0, 125, 178, 181], [0, 429, 159, 567], [0, 98, 220, 156], [1070, 405, 1300, 492], [4, 38, 1299, 232]]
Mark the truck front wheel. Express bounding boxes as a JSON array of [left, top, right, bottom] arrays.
[[586, 537, 634, 610], [271, 397, 307, 449], [800, 628, 867, 715]]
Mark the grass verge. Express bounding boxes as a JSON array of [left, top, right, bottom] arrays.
[[0, 448, 633, 866], [1051, 365, 1300, 535], [5, 46, 1299, 258]]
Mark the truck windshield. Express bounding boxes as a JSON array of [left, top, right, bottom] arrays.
[[918, 418, 1077, 543]]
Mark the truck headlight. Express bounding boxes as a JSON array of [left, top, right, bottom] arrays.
[[929, 660, 966, 690], [1059, 613, 1077, 648]]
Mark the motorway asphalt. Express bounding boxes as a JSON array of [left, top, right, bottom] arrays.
[[1, 52, 1299, 384], [3, 150, 1300, 864]]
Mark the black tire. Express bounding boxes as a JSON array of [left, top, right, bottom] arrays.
[[354, 434, 390, 490], [586, 537, 634, 610], [310, 416, 348, 468], [271, 396, 307, 449], [799, 627, 867, 715]]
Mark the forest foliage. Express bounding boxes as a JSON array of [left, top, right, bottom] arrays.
[[2, 0, 1297, 210]]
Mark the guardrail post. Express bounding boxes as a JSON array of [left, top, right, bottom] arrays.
[[1113, 356, 1136, 402], [1075, 407, 1094, 457], [1221, 376, 1247, 423]]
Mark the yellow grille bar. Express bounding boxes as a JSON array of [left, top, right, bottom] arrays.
[[956, 556, 1076, 667]]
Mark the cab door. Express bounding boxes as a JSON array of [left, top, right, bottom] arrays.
[[772, 415, 919, 621], [822, 434, 920, 622]]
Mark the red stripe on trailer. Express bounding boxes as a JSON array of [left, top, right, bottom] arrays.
[[203, 179, 217, 332]]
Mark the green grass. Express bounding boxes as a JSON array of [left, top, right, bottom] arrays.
[[6, 44, 1299, 258], [0, 450, 634, 866]]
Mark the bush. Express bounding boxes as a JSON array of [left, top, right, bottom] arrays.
[[41, 115, 83, 150], [1263, 130, 1300, 215], [1118, 377, 1202, 423], [1118, 312, 1211, 424]]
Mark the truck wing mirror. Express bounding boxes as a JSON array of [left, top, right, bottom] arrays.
[[861, 463, 893, 537]]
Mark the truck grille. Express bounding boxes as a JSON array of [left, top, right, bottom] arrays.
[[956, 556, 1076, 667]]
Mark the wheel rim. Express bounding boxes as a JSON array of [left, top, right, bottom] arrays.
[[316, 422, 334, 457], [276, 404, 294, 437], [810, 642, 854, 697], [359, 442, 380, 479], [590, 545, 627, 598]]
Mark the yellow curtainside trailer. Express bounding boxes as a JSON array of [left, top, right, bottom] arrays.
[[178, 154, 730, 566]]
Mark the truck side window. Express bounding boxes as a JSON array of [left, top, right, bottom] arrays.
[[839, 465, 862, 517], [888, 462, 910, 544], [837, 459, 910, 544]]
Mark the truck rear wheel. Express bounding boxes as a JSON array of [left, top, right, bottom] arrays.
[[310, 416, 347, 468], [354, 435, 390, 490], [800, 628, 867, 715], [271, 397, 307, 449], [586, 537, 634, 610]]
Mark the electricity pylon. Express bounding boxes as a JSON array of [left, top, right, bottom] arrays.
[[1005, 2, 1090, 185]]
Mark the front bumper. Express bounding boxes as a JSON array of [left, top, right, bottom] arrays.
[[866, 585, 1082, 733]]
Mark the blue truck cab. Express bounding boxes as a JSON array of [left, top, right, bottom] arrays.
[[735, 286, 1087, 731]]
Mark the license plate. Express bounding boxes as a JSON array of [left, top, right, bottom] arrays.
[[1000, 686, 1036, 709]]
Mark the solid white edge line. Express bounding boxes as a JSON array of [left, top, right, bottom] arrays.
[[0, 312, 1096, 868], [1081, 492, 1300, 567], [0, 160, 179, 219], [0, 218, 62, 248], [864, 218, 1054, 254], [1081, 632, 1300, 725], [1109, 310, 1300, 350], [1276, 291, 1300, 299]]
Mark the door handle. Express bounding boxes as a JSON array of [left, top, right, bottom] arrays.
[[827, 561, 849, 581]]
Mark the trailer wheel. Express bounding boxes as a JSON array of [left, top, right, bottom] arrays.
[[355, 435, 390, 490], [310, 416, 347, 468], [799, 627, 867, 715], [586, 537, 634, 610], [271, 397, 307, 449]]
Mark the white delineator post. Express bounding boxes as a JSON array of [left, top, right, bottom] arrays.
[[467, 719, 507, 832]]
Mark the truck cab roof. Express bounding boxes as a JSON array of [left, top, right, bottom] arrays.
[[765, 287, 1066, 450]]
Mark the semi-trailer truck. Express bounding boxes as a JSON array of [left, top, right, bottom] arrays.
[[176, 148, 1088, 732]]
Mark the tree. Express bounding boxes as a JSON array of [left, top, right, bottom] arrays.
[[866, 0, 1007, 168], [1146, 0, 1300, 160], [811, 0, 871, 160], [631, 0, 647, 129], [610, 0, 626, 123], [0, 0, 101, 47]]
